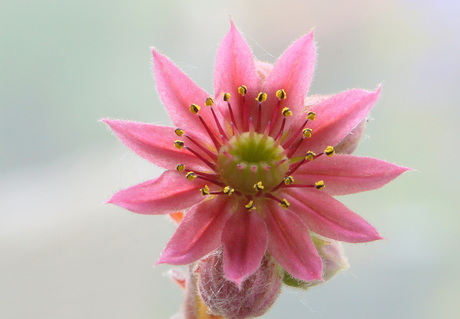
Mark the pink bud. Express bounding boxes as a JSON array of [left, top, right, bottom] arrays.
[[197, 250, 282, 319]]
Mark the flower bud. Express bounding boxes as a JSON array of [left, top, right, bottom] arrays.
[[283, 233, 349, 289], [197, 250, 282, 319]]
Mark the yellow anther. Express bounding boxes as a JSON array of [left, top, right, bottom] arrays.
[[315, 180, 325, 189], [276, 89, 287, 100], [256, 92, 268, 103], [305, 151, 316, 161], [200, 185, 210, 196], [223, 186, 234, 196], [282, 107, 293, 117], [185, 172, 197, 181], [284, 176, 295, 185], [223, 93, 231, 101], [205, 97, 214, 106], [176, 164, 186, 172], [174, 128, 184, 137], [190, 104, 201, 114], [324, 146, 335, 157], [174, 140, 185, 149], [245, 200, 256, 211], [302, 128, 312, 138], [238, 85, 248, 96], [280, 199, 290, 208], [306, 111, 316, 120], [253, 181, 264, 191]]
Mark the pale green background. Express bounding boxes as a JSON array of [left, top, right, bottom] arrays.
[[1, 0, 458, 318]]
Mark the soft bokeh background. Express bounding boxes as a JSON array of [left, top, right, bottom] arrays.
[[2, 0, 459, 318]]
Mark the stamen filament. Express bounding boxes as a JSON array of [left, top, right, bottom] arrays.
[[286, 137, 305, 158], [283, 119, 310, 149], [197, 114, 221, 149], [275, 118, 287, 141], [209, 107, 228, 141], [184, 146, 216, 170], [185, 135, 218, 161]]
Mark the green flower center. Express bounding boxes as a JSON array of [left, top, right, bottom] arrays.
[[217, 132, 289, 195]]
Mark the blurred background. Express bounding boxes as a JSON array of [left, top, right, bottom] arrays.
[[1, 0, 459, 318]]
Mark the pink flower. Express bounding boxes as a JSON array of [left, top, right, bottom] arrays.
[[102, 22, 408, 286]]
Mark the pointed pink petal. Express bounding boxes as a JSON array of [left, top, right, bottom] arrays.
[[295, 154, 410, 195], [263, 202, 322, 281], [214, 21, 260, 129], [106, 170, 206, 215], [222, 205, 268, 285], [152, 49, 218, 143], [102, 119, 209, 171], [261, 32, 316, 129], [284, 188, 382, 243], [292, 88, 380, 157], [157, 196, 232, 265]]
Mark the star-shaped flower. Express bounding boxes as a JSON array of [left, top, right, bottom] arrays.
[[103, 22, 408, 286]]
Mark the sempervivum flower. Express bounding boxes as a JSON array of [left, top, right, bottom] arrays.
[[103, 22, 408, 285]]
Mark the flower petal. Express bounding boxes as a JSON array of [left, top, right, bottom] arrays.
[[295, 154, 410, 195], [157, 196, 232, 265], [292, 87, 380, 156], [261, 32, 316, 129], [214, 21, 260, 130], [102, 119, 209, 171], [285, 188, 382, 243], [106, 170, 206, 215], [222, 205, 268, 285], [152, 49, 218, 143], [263, 202, 323, 281]]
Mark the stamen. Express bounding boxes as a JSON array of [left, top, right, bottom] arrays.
[[305, 151, 316, 161], [315, 180, 325, 189], [279, 199, 290, 208], [306, 111, 316, 120], [205, 97, 214, 106], [284, 176, 294, 185], [238, 85, 248, 96], [324, 146, 335, 157], [256, 92, 267, 132], [223, 186, 235, 196], [276, 89, 287, 100], [200, 185, 210, 195], [174, 140, 185, 149], [245, 200, 256, 211], [190, 104, 201, 114], [254, 181, 264, 191], [176, 164, 186, 172], [281, 107, 292, 117], [185, 172, 197, 181], [175, 128, 184, 137], [223, 92, 238, 132], [237, 85, 249, 131], [256, 92, 268, 103], [274, 107, 292, 140], [302, 128, 312, 138]]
